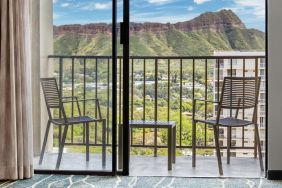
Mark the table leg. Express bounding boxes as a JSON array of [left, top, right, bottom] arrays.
[[192, 121, 196, 167], [172, 126, 176, 164], [168, 127, 172, 170], [86, 123, 89, 162], [154, 128, 158, 157]]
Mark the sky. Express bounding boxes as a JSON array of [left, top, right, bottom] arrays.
[[53, 0, 265, 31]]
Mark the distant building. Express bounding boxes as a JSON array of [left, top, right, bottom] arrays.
[[213, 51, 266, 158]]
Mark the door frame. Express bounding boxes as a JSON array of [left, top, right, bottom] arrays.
[[35, 0, 268, 177], [121, 0, 130, 176]]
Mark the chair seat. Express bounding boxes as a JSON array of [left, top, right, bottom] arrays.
[[51, 116, 101, 125], [195, 117, 253, 127]]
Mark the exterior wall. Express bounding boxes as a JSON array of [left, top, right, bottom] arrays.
[[213, 52, 265, 158]]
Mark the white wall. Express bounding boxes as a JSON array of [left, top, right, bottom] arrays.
[[40, 0, 54, 153], [268, 0, 282, 171], [31, 0, 53, 155]]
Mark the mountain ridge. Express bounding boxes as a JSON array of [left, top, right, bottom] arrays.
[[54, 10, 250, 35], [53, 9, 265, 56]]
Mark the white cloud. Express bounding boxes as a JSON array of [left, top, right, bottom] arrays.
[[147, 0, 174, 5], [82, 2, 112, 10], [131, 12, 199, 23], [61, 3, 70, 7], [53, 0, 58, 3], [94, 2, 112, 10], [194, 0, 212, 5], [218, 0, 265, 30], [232, 0, 265, 18], [187, 6, 194, 11]]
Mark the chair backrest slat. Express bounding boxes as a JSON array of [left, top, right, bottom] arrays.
[[41, 78, 61, 109], [220, 77, 261, 110], [40, 78, 69, 123]]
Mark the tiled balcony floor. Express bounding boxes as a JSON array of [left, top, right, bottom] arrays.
[[129, 155, 264, 178], [34, 153, 113, 171], [34, 153, 264, 178]]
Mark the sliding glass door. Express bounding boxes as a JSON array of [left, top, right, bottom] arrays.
[[34, 0, 118, 174], [120, 0, 266, 177], [33, 0, 266, 177]]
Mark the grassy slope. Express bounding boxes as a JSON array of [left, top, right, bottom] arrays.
[[54, 28, 265, 56]]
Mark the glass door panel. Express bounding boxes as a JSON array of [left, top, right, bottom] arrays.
[[34, 0, 117, 173]]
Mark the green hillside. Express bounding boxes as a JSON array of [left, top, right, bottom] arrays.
[[54, 28, 265, 56], [54, 9, 265, 56]]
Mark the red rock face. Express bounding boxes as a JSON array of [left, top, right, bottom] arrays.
[[54, 23, 113, 35], [54, 9, 246, 36]]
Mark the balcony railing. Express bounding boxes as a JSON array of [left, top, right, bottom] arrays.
[[47, 55, 266, 155]]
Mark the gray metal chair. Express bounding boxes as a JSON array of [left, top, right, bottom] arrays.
[[39, 78, 106, 170], [192, 77, 263, 175]]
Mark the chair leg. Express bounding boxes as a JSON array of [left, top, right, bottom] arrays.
[[118, 123, 123, 170], [86, 122, 90, 162], [56, 124, 69, 170], [254, 126, 258, 158], [214, 126, 223, 175], [255, 124, 264, 171], [102, 120, 106, 168], [192, 121, 196, 167], [39, 120, 51, 165], [227, 127, 231, 164], [58, 126, 62, 149]]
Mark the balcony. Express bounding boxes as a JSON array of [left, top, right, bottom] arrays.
[[34, 55, 266, 177]]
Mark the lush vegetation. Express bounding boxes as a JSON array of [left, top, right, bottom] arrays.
[[54, 28, 265, 56]]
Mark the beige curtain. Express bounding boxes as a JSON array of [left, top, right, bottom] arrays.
[[0, 0, 33, 180]]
